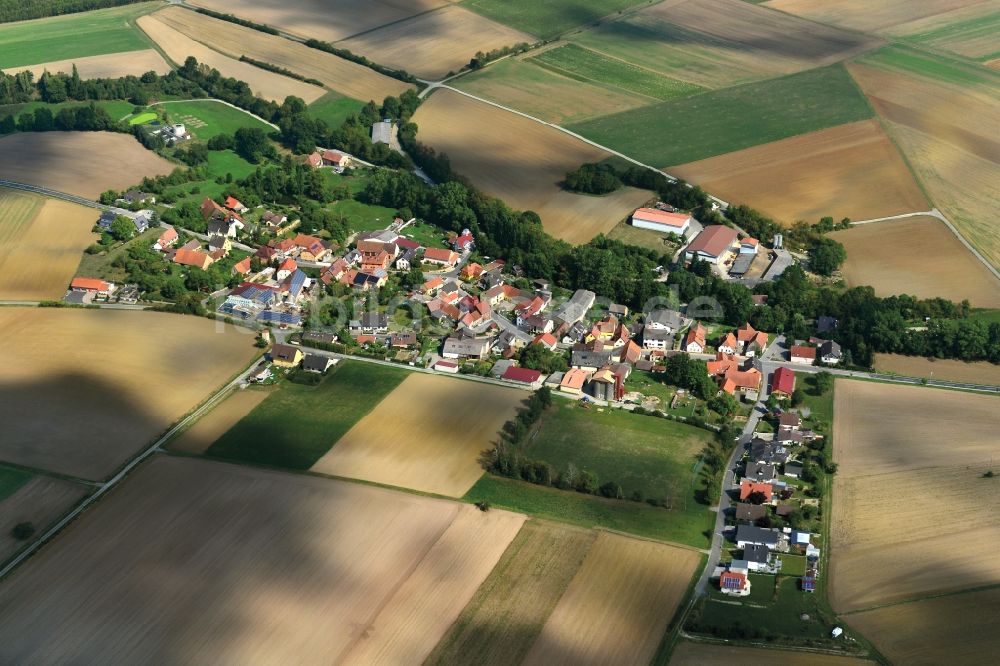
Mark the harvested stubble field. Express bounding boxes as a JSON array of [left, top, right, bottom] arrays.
[[168, 388, 271, 454], [847, 58, 1000, 268], [830, 380, 1000, 612], [188, 0, 453, 42], [426, 520, 597, 666], [670, 641, 876, 665], [0, 188, 97, 301], [0, 476, 88, 565], [3, 49, 170, 79], [136, 14, 323, 104], [896, 5, 1000, 61], [523, 531, 700, 665], [763, 0, 989, 33], [831, 216, 1000, 308], [151, 7, 410, 103], [338, 6, 533, 81], [463, 0, 652, 39], [0, 308, 258, 480], [0, 132, 173, 199], [0, 456, 526, 665], [452, 58, 651, 124], [874, 353, 1000, 385], [846, 588, 1000, 666], [671, 120, 927, 226], [570, 0, 880, 90], [311, 373, 523, 497], [412, 90, 650, 244]]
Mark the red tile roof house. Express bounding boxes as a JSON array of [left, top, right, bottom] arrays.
[[630, 207, 692, 236], [70, 277, 114, 296], [720, 570, 750, 596], [684, 322, 707, 353], [451, 230, 474, 251], [790, 345, 817, 364], [736, 323, 768, 356], [304, 152, 323, 168], [739, 481, 774, 503], [683, 225, 740, 266], [501, 366, 543, 388], [532, 332, 558, 351], [233, 257, 252, 276], [422, 248, 459, 267], [771, 367, 795, 398], [224, 196, 248, 213], [153, 227, 178, 251], [293, 234, 330, 262], [321, 149, 350, 168]]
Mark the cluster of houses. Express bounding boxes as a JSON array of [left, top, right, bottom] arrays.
[[719, 411, 823, 596]]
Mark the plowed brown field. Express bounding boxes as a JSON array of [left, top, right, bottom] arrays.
[[311, 373, 523, 497], [847, 588, 1000, 666], [412, 90, 650, 244], [187, 0, 453, 42], [168, 388, 271, 454], [0, 456, 523, 664], [671, 120, 927, 225], [831, 216, 1000, 307], [0, 308, 258, 479], [151, 7, 410, 102], [136, 14, 324, 103], [0, 476, 88, 564], [763, 0, 986, 32], [874, 354, 1000, 385], [671, 641, 875, 665], [0, 132, 173, 198], [338, 6, 533, 80], [830, 380, 1000, 612], [523, 532, 699, 665]]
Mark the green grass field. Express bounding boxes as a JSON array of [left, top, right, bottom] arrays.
[[329, 198, 399, 233], [205, 361, 408, 469], [308, 92, 365, 130], [0, 465, 32, 503], [528, 403, 712, 501], [530, 44, 703, 101], [464, 474, 710, 547], [568, 65, 874, 167], [462, 0, 652, 39], [128, 112, 156, 125], [399, 220, 446, 248], [859, 44, 1000, 88], [0, 3, 157, 69], [155, 101, 274, 140], [160, 150, 257, 205], [75, 226, 163, 281]]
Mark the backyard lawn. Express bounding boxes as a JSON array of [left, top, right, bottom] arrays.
[[155, 100, 274, 140], [205, 361, 407, 469]]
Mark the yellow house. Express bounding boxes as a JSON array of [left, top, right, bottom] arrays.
[[270, 343, 303, 368]]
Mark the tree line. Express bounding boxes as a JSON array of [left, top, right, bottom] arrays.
[[0, 0, 141, 23]]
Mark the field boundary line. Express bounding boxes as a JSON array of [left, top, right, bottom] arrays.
[[0, 354, 263, 581], [838, 580, 1000, 616], [429, 85, 732, 210]]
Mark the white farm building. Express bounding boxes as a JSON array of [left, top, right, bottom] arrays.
[[631, 208, 692, 236]]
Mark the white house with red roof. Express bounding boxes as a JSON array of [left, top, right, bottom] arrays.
[[153, 227, 178, 251], [70, 277, 115, 296], [684, 225, 740, 266], [630, 207, 692, 236], [276, 258, 297, 281], [422, 248, 459, 267]]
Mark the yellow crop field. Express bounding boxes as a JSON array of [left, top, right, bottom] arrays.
[[412, 90, 650, 244], [187, 0, 454, 43], [0, 189, 97, 301], [671, 120, 928, 226], [0, 132, 174, 199], [0, 308, 258, 480], [671, 641, 875, 665], [311, 373, 523, 497], [847, 61, 1000, 270], [830, 380, 1000, 612], [151, 7, 411, 102], [874, 353, 1000, 385], [136, 14, 324, 103], [338, 6, 534, 80], [831, 216, 1000, 308], [427, 520, 597, 666], [168, 388, 271, 454], [523, 532, 700, 665], [847, 588, 1000, 666], [0, 456, 524, 664], [3, 49, 170, 79]]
